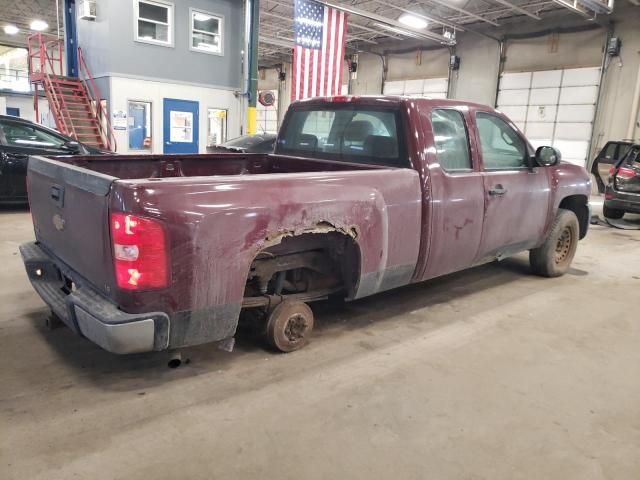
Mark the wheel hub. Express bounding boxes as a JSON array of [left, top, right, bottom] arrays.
[[554, 226, 572, 264], [284, 314, 308, 342]]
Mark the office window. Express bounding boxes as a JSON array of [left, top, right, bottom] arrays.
[[128, 101, 152, 151], [190, 9, 223, 55], [134, 0, 173, 46], [476, 112, 527, 170], [431, 109, 471, 171]]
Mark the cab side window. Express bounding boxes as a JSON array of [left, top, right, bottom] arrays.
[[476, 112, 527, 170], [0, 120, 66, 149], [431, 109, 471, 171]]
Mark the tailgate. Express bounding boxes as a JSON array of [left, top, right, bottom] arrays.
[[27, 156, 116, 294]]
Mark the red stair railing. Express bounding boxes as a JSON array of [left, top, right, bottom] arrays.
[[78, 47, 117, 152]]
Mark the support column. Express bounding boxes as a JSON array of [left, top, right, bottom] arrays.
[[63, 0, 78, 77], [247, 0, 260, 134]]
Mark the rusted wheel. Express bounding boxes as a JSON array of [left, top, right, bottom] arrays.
[[530, 208, 579, 277], [266, 300, 314, 352]]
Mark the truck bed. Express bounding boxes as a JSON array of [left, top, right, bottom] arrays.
[[64, 152, 381, 180]]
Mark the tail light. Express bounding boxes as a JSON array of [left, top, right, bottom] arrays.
[[617, 166, 637, 179], [609, 166, 616, 176], [110, 213, 168, 290]]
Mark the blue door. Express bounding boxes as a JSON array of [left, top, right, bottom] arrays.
[[163, 98, 199, 154], [128, 102, 146, 150]]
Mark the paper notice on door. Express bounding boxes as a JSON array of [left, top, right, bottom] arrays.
[[170, 111, 193, 143]]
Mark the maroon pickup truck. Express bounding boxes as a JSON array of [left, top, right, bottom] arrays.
[[20, 96, 591, 354]]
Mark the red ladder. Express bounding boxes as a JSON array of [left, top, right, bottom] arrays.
[[27, 33, 117, 152]]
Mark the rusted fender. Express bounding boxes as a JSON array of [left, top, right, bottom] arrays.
[[112, 168, 423, 314]]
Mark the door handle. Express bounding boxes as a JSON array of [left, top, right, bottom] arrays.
[[489, 185, 507, 196]]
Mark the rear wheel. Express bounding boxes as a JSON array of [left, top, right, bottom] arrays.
[[266, 300, 315, 352], [530, 209, 579, 277], [603, 205, 624, 219]]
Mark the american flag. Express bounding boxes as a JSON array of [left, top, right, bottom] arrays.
[[292, 0, 348, 101]]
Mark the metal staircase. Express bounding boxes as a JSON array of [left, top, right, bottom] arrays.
[[27, 33, 116, 151]]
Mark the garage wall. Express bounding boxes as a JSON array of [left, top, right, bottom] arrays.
[[503, 29, 604, 72], [386, 48, 449, 81], [593, 5, 640, 152], [0, 93, 52, 125], [451, 34, 500, 106], [108, 76, 242, 154]]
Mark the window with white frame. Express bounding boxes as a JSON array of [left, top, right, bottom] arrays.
[[134, 0, 173, 46], [190, 8, 223, 55]]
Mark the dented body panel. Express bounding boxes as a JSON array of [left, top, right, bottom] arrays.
[[21, 96, 591, 353]]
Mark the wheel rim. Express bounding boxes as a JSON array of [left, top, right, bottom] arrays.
[[554, 226, 573, 265]]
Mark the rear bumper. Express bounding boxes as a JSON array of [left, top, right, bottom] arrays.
[[605, 187, 640, 213], [20, 241, 170, 354]]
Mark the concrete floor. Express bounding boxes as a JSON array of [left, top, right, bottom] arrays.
[[1, 203, 639, 480]]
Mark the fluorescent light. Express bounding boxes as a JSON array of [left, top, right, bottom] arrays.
[[3, 25, 19, 35], [398, 13, 428, 29], [30, 20, 48, 31]]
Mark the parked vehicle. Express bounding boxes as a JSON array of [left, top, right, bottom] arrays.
[[208, 134, 277, 154], [603, 144, 640, 219], [0, 115, 107, 204], [590, 140, 633, 193], [20, 97, 591, 355]]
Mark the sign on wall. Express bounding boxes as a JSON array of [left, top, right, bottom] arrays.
[[112, 110, 127, 130]]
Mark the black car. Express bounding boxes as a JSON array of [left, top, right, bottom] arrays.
[[0, 115, 106, 204], [603, 144, 640, 219], [207, 133, 277, 154], [590, 140, 633, 193]]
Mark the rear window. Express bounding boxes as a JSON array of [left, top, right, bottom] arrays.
[[276, 105, 408, 167]]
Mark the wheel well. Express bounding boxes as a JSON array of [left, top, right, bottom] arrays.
[[559, 195, 589, 239], [245, 232, 361, 303]]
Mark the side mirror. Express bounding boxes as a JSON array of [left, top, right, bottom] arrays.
[[535, 145, 561, 167], [61, 140, 81, 153]]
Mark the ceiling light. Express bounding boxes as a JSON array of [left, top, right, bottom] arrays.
[[193, 13, 212, 22], [398, 13, 428, 30], [30, 20, 48, 31], [4, 25, 19, 35]]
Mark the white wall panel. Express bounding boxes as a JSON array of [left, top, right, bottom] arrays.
[[383, 77, 448, 98], [404, 79, 425, 94], [497, 89, 529, 106], [383, 81, 405, 95], [497, 105, 527, 122], [525, 122, 555, 138], [424, 92, 448, 99], [423, 78, 449, 93], [531, 70, 562, 88], [500, 72, 531, 89], [556, 104, 596, 122], [526, 105, 557, 123], [559, 85, 598, 105], [561, 67, 600, 86], [554, 139, 590, 163], [554, 123, 592, 140], [529, 88, 559, 105]]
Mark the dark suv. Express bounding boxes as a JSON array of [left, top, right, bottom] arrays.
[[604, 144, 640, 219], [0, 115, 106, 204], [590, 141, 633, 193]]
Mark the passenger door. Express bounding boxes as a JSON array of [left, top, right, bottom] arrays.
[[163, 98, 199, 154], [0, 119, 72, 200], [419, 107, 485, 280], [474, 111, 549, 261]]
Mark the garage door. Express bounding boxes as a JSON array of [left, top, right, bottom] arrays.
[[497, 67, 600, 166], [257, 89, 279, 135], [383, 77, 448, 99]]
